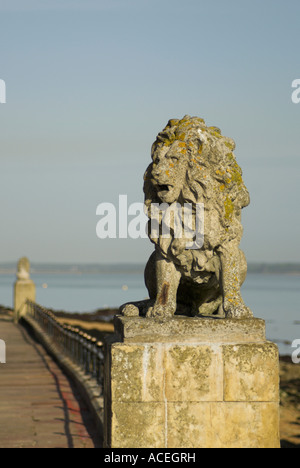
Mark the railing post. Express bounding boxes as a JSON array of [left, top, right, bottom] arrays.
[[79, 332, 85, 367], [74, 329, 80, 364], [85, 335, 92, 375], [91, 338, 98, 378], [96, 342, 104, 389], [83, 334, 90, 374]]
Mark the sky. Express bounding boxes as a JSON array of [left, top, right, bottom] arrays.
[[0, 0, 300, 264]]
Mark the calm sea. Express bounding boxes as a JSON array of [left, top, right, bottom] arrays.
[[1, 270, 299, 356]]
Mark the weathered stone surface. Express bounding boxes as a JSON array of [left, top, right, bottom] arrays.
[[110, 343, 164, 402], [167, 402, 280, 448], [209, 402, 280, 448], [108, 399, 280, 448], [115, 315, 266, 344], [110, 402, 165, 448], [165, 345, 223, 402], [104, 322, 280, 448], [223, 342, 280, 402], [167, 402, 211, 448], [121, 115, 252, 319]]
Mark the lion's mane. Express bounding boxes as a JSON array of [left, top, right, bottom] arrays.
[[144, 115, 250, 273]]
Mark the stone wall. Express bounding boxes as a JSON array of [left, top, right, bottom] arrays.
[[104, 316, 280, 448]]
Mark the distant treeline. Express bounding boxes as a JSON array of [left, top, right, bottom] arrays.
[[1, 262, 300, 275]]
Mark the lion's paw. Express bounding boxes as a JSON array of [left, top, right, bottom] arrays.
[[224, 300, 253, 319], [146, 304, 175, 319], [119, 304, 140, 317]]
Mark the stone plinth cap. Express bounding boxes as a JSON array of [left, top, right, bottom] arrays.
[[114, 315, 266, 344]]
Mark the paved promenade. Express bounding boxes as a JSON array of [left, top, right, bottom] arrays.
[[0, 318, 102, 448]]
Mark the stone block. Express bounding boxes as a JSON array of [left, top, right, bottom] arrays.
[[115, 316, 266, 344], [110, 343, 164, 402], [165, 345, 223, 402], [167, 402, 280, 448], [209, 402, 280, 448], [223, 342, 279, 402], [167, 402, 211, 448], [105, 316, 280, 448], [110, 402, 165, 448]]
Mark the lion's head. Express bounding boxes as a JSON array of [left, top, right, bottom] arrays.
[[144, 115, 250, 259]]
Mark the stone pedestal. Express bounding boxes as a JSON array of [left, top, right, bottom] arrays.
[[14, 280, 36, 322], [104, 316, 280, 449]]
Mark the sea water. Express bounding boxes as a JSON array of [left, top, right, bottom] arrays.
[[0, 270, 299, 356]]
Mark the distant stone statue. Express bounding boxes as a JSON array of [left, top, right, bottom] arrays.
[[16, 257, 31, 281], [121, 116, 252, 319], [14, 257, 36, 322]]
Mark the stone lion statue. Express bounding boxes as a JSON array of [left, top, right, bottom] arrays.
[[121, 115, 252, 319]]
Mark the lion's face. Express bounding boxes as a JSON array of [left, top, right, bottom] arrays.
[[150, 140, 189, 204], [144, 116, 250, 247]]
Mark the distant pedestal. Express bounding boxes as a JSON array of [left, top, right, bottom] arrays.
[[14, 280, 36, 322], [104, 315, 280, 449]]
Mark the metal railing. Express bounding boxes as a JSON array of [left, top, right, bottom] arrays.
[[25, 301, 105, 391]]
